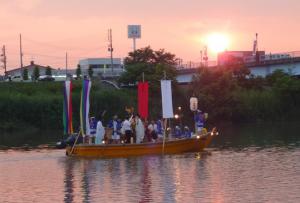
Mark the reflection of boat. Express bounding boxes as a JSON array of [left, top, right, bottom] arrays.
[[66, 128, 217, 158]]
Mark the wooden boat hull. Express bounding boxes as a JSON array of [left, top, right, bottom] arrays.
[[66, 130, 216, 158]]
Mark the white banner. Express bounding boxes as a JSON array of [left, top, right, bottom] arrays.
[[65, 81, 70, 110], [161, 80, 174, 118], [85, 81, 92, 135]]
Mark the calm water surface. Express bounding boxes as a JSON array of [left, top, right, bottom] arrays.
[[0, 122, 300, 203]]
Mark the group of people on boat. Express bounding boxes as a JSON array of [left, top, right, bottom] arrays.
[[85, 109, 207, 145], [88, 114, 162, 145]]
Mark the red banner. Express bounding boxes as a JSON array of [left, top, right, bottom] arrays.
[[138, 82, 149, 119]]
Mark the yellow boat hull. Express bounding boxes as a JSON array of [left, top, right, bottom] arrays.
[[66, 130, 216, 158]]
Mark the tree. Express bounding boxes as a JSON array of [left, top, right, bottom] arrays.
[[266, 69, 289, 86], [88, 65, 93, 79], [45, 66, 52, 76], [22, 68, 28, 80], [190, 67, 238, 121], [231, 65, 252, 89], [119, 46, 178, 86], [124, 46, 178, 66], [119, 47, 179, 118], [33, 66, 40, 81], [76, 64, 82, 79]]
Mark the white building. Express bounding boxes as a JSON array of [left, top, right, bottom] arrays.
[[79, 58, 124, 78]]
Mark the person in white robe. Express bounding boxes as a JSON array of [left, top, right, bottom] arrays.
[[135, 114, 145, 144], [95, 118, 105, 144]]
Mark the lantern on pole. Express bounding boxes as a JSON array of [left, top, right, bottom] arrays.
[[190, 97, 198, 111]]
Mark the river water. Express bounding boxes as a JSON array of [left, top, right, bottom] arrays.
[[0, 122, 300, 203]]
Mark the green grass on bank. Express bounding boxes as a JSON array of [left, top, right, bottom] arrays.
[[0, 81, 137, 131], [1, 74, 300, 133]]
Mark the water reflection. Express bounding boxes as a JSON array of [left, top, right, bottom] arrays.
[[1, 122, 300, 202], [60, 154, 217, 203], [0, 147, 299, 203], [140, 159, 152, 202], [64, 158, 75, 203], [212, 121, 300, 149], [0, 129, 61, 148], [82, 160, 93, 202]]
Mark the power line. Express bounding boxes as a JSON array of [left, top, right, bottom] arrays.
[[23, 52, 85, 60], [3, 34, 127, 69], [23, 36, 107, 51], [24, 52, 65, 59], [23, 49, 108, 59]]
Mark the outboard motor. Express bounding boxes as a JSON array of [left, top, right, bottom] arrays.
[[56, 134, 83, 149]]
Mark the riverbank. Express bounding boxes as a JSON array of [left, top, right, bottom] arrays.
[[1, 67, 300, 133], [0, 81, 136, 132]]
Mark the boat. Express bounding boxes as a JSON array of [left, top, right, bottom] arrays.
[[66, 128, 217, 158], [63, 79, 218, 158]]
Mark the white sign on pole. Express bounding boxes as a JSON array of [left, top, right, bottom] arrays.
[[128, 25, 141, 38]]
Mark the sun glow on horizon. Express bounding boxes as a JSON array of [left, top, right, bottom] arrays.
[[206, 33, 230, 53]]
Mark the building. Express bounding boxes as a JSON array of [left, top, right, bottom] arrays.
[[78, 58, 124, 78], [6, 61, 56, 79]]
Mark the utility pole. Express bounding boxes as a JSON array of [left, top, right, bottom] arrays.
[[65, 52, 68, 80], [19, 34, 23, 77], [108, 29, 114, 73], [203, 46, 208, 67], [200, 50, 203, 66], [253, 33, 258, 56], [1, 45, 7, 76]]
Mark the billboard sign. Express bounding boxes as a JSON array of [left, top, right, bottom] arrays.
[[128, 25, 141, 38]]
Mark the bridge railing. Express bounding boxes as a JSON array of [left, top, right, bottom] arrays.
[[245, 51, 300, 67], [176, 60, 217, 70], [175, 51, 300, 71]]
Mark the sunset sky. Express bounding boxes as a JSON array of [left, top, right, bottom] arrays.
[[1, 0, 300, 72]]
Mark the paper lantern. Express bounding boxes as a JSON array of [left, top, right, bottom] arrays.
[[190, 97, 198, 111]]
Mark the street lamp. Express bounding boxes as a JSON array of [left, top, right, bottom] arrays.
[[174, 114, 179, 119]]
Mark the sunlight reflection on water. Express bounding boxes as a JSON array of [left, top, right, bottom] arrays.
[[1, 122, 300, 202], [0, 147, 300, 203]]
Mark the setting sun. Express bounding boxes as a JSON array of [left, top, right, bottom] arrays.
[[206, 33, 230, 53]]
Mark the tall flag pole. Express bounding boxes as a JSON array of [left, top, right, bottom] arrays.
[[63, 81, 73, 135], [138, 82, 149, 119], [80, 79, 92, 136]]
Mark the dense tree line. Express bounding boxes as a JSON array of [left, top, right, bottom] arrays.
[[1, 47, 300, 132], [190, 66, 300, 122]]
